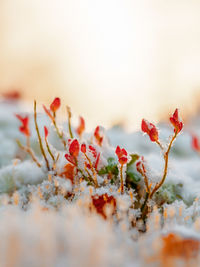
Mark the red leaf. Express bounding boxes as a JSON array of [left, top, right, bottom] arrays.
[[61, 163, 75, 184]]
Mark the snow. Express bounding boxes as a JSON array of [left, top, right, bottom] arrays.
[[0, 99, 200, 266]]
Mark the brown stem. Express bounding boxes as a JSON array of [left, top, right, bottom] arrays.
[[83, 153, 98, 188], [156, 140, 164, 150], [16, 139, 41, 168], [120, 164, 124, 194], [45, 138, 55, 162], [149, 131, 177, 199], [34, 100, 50, 171], [66, 106, 73, 139]]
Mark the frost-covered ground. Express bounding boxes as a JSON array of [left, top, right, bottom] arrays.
[[1, 99, 200, 267]]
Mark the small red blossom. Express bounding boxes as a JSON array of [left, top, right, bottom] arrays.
[[44, 126, 49, 139], [69, 139, 79, 157], [191, 135, 200, 152], [81, 143, 86, 153], [65, 139, 80, 166], [141, 119, 159, 142], [76, 116, 85, 137], [94, 126, 103, 146], [170, 108, 183, 134], [81, 144, 100, 170], [16, 114, 30, 137], [50, 97, 61, 113], [136, 157, 146, 176], [115, 146, 128, 165], [91, 193, 116, 219]]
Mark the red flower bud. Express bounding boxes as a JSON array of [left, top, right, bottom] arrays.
[[44, 126, 48, 139], [136, 157, 146, 176], [81, 143, 86, 153], [115, 146, 128, 165], [170, 108, 183, 134], [94, 126, 103, 146], [69, 139, 79, 158], [191, 135, 200, 152], [16, 114, 30, 137], [76, 116, 85, 137], [141, 119, 159, 142], [50, 97, 61, 113]]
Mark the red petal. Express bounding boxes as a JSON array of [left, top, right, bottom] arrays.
[[115, 146, 121, 158], [141, 119, 149, 133], [119, 156, 128, 165], [65, 154, 76, 166], [149, 127, 158, 142]]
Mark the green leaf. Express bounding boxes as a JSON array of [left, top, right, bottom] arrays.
[[126, 170, 140, 183], [107, 157, 116, 165], [127, 154, 139, 167]]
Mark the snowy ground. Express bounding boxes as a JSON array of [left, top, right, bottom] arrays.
[[0, 99, 200, 267]]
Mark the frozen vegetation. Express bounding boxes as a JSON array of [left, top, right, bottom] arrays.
[[0, 96, 200, 267]]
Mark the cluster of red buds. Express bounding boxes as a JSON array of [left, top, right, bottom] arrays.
[[138, 108, 183, 218], [65, 139, 80, 166]]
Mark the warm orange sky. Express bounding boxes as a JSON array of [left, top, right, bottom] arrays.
[[0, 0, 200, 130]]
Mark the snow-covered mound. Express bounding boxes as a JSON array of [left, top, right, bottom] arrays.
[[0, 98, 200, 267]]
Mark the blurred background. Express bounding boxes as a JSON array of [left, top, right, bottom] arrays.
[[0, 0, 200, 130]]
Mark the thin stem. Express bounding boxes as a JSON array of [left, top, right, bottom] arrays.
[[45, 138, 55, 162], [16, 139, 41, 168], [34, 100, 50, 171], [156, 140, 164, 150], [67, 106, 73, 139], [83, 153, 98, 188], [120, 164, 124, 194], [149, 131, 177, 199]]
